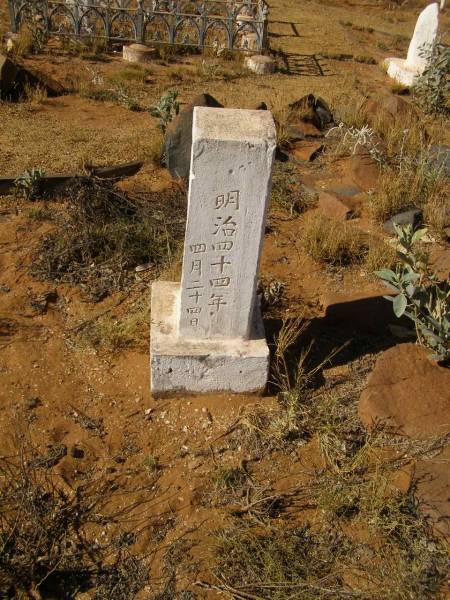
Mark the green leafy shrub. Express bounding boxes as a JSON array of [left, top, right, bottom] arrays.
[[414, 41, 450, 115], [150, 90, 180, 133], [376, 224, 449, 362], [14, 168, 45, 201]]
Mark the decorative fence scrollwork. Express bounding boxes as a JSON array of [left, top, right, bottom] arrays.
[[7, 0, 269, 51]]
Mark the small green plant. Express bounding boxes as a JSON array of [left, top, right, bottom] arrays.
[[150, 90, 180, 133], [14, 168, 45, 201], [414, 41, 450, 115], [143, 454, 159, 474], [376, 224, 449, 362]]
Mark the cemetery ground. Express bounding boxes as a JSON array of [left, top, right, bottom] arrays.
[[0, 0, 450, 597]]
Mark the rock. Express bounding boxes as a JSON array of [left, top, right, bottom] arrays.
[[286, 122, 322, 140], [288, 94, 333, 131], [326, 183, 361, 197], [0, 52, 65, 98], [318, 191, 352, 220], [164, 93, 223, 179], [250, 101, 268, 110], [21, 66, 65, 97], [414, 445, 450, 538], [363, 95, 418, 121], [383, 209, 422, 234], [290, 141, 324, 162], [359, 343, 450, 439], [123, 43, 155, 64], [350, 147, 380, 191], [244, 54, 277, 75], [0, 52, 19, 96]]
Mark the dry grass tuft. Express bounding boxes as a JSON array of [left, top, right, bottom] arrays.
[[208, 332, 450, 600], [0, 433, 155, 599], [31, 178, 186, 301], [364, 237, 398, 273], [300, 213, 367, 266]]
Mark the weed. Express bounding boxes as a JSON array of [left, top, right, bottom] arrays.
[[31, 178, 185, 301], [0, 434, 155, 599], [143, 454, 160, 474], [208, 338, 449, 599], [258, 277, 286, 310], [354, 54, 376, 65], [12, 26, 35, 57], [23, 82, 48, 105], [326, 122, 385, 164], [82, 297, 150, 351], [212, 467, 247, 491], [150, 90, 180, 133], [109, 65, 152, 84], [148, 131, 165, 166], [14, 168, 45, 201], [27, 206, 53, 222], [414, 41, 450, 115], [370, 158, 448, 226], [376, 224, 450, 362], [300, 213, 367, 266], [364, 237, 398, 274]]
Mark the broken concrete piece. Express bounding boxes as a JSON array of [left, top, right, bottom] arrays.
[[164, 93, 223, 180], [123, 43, 155, 63]]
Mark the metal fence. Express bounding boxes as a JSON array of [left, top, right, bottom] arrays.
[[7, 0, 269, 51]]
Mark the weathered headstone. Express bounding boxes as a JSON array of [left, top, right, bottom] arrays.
[[150, 107, 276, 396], [385, 3, 440, 87]]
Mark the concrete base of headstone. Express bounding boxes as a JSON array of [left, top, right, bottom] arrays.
[[244, 55, 277, 75], [150, 281, 269, 396], [385, 57, 422, 87], [123, 43, 155, 64]]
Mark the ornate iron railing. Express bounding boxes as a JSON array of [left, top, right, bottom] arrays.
[[7, 0, 269, 51]]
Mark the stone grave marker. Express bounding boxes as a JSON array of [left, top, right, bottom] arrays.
[[150, 107, 276, 396], [385, 2, 440, 87]]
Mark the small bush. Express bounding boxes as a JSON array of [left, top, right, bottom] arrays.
[[414, 41, 450, 115], [376, 225, 450, 362], [300, 213, 367, 266], [150, 90, 180, 133], [31, 178, 185, 301]]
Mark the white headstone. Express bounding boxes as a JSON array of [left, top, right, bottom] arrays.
[[384, 2, 440, 87], [150, 107, 276, 396], [405, 2, 440, 69], [179, 107, 275, 340]]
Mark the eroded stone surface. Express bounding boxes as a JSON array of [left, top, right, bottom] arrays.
[[179, 107, 276, 340], [150, 282, 269, 396]]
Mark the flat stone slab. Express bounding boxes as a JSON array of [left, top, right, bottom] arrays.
[[150, 281, 269, 396]]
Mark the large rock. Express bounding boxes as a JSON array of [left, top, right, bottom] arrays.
[[289, 94, 333, 131], [164, 93, 223, 179], [383, 208, 422, 235], [318, 191, 352, 220], [0, 52, 65, 98], [0, 53, 19, 96], [350, 147, 380, 191], [359, 343, 450, 439]]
